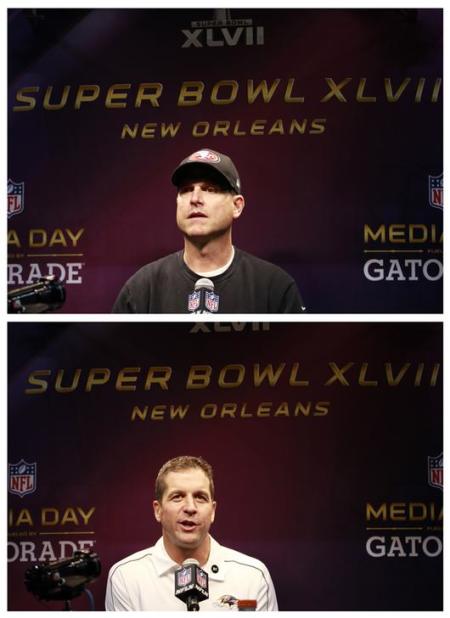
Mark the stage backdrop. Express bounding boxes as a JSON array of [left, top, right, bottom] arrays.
[[8, 322, 442, 610], [8, 8, 443, 313]]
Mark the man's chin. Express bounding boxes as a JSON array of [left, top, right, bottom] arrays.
[[179, 225, 210, 240], [181, 229, 230, 247], [176, 535, 202, 549]]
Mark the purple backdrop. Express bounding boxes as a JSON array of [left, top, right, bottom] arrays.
[[8, 9, 443, 312], [8, 322, 443, 610]]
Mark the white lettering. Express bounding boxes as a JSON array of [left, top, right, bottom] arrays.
[[366, 535, 443, 558], [363, 259, 443, 282], [182, 27, 264, 48], [7, 539, 96, 563], [7, 262, 84, 285]]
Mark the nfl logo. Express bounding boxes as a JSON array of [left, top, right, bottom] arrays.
[[188, 291, 200, 312], [9, 459, 37, 497], [196, 570, 208, 589], [177, 568, 192, 587], [428, 173, 443, 211], [7, 179, 25, 219], [428, 453, 443, 491], [205, 292, 219, 313]]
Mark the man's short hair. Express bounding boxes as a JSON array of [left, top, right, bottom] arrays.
[[155, 455, 215, 501]]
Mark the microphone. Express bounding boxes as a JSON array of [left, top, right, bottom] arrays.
[[8, 276, 66, 313], [174, 558, 209, 611], [188, 278, 219, 314]]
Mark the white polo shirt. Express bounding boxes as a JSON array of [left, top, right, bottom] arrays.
[[105, 536, 278, 611]]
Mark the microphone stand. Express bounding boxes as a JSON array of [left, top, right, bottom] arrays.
[[186, 595, 200, 611]]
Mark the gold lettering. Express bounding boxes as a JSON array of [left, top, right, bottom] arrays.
[[105, 83, 131, 109], [364, 224, 385, 242], [321, 77, 352, 103], [55, 369, 81, 393], [250, 119, 266, 135], [358, 363, 378, 386], [186, 365, 212, 389], [178, 81, 204, 106], [385, 363, 410, 386], [43, 85, 71, 110], [325, 362, 354, 386], [356, 78, 376, 103], [289, 363, 309, 386], [284, 78, 305, 103], [144, 367, 171, 390], [211, 80, 238, 105], [85, 368, 111, 392], [29, 229, 47, 248], [74, 85, 100, 109], [78, 507, 95, 525], [253, 363, 285, 387], [385, 78, 411, 103], [13, 86, 40, 111], [26, 370, 51, 394], [116, 367, 141, 391], [247, 79, 280, 103], [7, 230, 20, 248], [218, 364, 245, 388], [65, 228, 84, 247], [366, 503, 387, 521], [135, 83, 163, 107]]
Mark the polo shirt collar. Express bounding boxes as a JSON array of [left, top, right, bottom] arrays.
[[151, 536, 226, 581], [204, 536, 226, 582], [152, 537, 180, 576]]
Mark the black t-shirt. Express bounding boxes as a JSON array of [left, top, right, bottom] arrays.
[[112, 248, 305, 313]]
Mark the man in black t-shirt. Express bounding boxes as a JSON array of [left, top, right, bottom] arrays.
[[112, 148, 305, 313]]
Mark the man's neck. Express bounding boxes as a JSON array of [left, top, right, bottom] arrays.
[[183, 236, 234, 274], [163, 535, 211, 567]]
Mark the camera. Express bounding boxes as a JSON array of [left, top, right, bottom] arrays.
[[25, 550, 101, 607]]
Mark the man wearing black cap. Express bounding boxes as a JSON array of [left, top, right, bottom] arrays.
[[112, 148, 305, 313]]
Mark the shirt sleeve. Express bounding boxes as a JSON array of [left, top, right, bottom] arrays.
[[112, 284, 136, 313], [105, 566, 134, 611], [279, 280, 306, 313], [256, 565, 279, 611]]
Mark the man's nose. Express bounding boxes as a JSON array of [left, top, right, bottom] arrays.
[[190, 185, 204, 204], [183, 496, 197, 512]]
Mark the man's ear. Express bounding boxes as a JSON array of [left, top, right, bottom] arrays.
[[232, 195, 245, 219], [153, 500, 162, 522], [211, 501, 217, 524]]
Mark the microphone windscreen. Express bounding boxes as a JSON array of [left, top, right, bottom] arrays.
[[194, 278, 214, 292], [182, 558, 200, 566]]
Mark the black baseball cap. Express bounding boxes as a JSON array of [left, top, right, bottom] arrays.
[[171, 148, 242, 193]]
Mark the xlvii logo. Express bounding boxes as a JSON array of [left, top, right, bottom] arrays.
[[181, 11, 264, 48]]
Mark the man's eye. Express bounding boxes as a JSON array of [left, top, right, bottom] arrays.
[[205, 185, 217, 193]]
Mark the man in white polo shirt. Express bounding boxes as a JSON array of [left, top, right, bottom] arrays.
[[105, 455, 278, 611]]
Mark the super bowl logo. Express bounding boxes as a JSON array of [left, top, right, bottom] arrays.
[[429, 173, 443, 211], [205, 291, 219, 312], [9, 459, 37, 497], [428, 453, 443, 491], [181, 10, 264, 48], [177, 568, 192, 587], [7, 179, 25, 219]]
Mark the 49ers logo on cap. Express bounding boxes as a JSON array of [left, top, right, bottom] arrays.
[[188, 150, 220, 163]]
